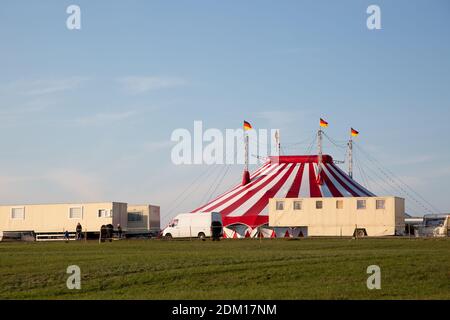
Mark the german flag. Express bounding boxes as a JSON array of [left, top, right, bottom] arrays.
[[351, 128, 359, 137], [319, 118, 329, 128], [243, 120, 252, 131]]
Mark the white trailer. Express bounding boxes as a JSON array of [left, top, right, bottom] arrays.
[[269, 197, 405, 237], [162, 212, 222, 239]]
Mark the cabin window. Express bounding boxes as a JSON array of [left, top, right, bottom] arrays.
[[69, 207, 82, 219], [276, 201, 285, 211], [316, 201, 323, 209], [293, 201, 302, 210], [376, 199, 385, 210], [128, 212, 143, 222], [357, 200, 366, 210], [98, 209, 112, 218], [336, 200, 344, 209], [11, 207, 25, 220]]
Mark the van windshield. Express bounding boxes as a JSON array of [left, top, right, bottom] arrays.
[[425, 218, 445, 227]]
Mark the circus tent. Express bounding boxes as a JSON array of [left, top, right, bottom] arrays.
[[191, 154, 375, 238]]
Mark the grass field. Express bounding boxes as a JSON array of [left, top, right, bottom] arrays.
[[0, 238, 449, 300]]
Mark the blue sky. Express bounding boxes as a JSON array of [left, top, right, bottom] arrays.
[[0, 0, 449, 223]]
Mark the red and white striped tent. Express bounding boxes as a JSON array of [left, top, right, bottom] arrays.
[[192, 155, 375, 238]]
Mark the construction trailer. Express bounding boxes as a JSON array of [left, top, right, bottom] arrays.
[[268, 196, 405, 237], [127, 204, 160, 236], [0, 202, 160, 241]]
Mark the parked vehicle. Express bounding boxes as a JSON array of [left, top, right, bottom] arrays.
[[162, 212, 222, 239], [415, 214, 449, 237]]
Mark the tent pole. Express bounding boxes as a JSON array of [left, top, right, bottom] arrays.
[[242, 133, 250, 185], [348, 137, 353, 179], [317, 129, 323, 184]]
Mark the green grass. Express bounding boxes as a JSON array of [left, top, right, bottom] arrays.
[[0, 238, 449, 300]]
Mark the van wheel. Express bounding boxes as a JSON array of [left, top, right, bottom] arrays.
[[198, 232, 206, 241], [165, 233, 172, 240]]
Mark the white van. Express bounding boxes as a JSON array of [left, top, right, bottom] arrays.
[[162, 212, 222, 239]]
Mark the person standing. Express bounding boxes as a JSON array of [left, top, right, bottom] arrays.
[[76, 223, 82, 240], [64, 230, 70, 242], [99, 225, 106, 243], [117, 224, 122, 239]]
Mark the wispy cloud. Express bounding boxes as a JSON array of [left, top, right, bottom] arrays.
[[0, 97, 56, 116], [143, 140, 174, 151], [256, 109, 314, 129], [45, 169, 104, 200], [74, 111, 137, 126], [387, 155, 436, 166], [0, 169, 104, 203], [256, 111, 296, 126], [117, 76, 187, 94], [3, 77, 88, 96]]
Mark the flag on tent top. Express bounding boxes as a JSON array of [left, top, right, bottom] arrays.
[[243, 120, 253, 131], [351, 128, 359, 137], [319, 118, 329, 128]]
